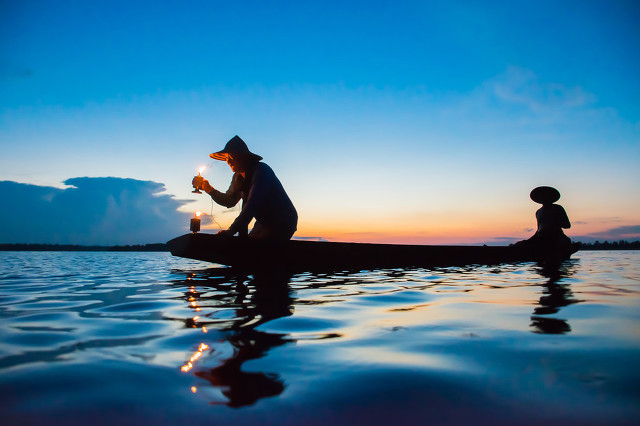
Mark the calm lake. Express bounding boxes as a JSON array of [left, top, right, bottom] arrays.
[[1, 251, 639, 425]]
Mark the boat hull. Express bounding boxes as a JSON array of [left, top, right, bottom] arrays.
[[167, 233, 580, 272]]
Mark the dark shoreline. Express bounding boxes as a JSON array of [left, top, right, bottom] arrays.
[[0, 243, 168, 252], [1, 240, 639, 252]]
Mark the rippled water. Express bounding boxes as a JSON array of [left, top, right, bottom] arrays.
[[0, 251, 639, 425]]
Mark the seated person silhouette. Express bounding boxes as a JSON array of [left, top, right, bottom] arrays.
[[524, 186, 571, 250], [192, 135, 298, 241]]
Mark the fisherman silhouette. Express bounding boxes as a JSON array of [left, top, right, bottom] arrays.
[[192, 135, 298, 241], [518, 186, 572, 252]]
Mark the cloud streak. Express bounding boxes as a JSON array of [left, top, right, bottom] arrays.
[[490, 67, 595, 113], [576, 225, 640, 242], [0, 177, 191, 245]]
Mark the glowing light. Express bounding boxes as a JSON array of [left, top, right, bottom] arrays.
[[195, 211, 202, 217], [202, 326, 208, 333], [198, 167, 206, 174], [191, 386, 197, 393], [189, 299, 201, 311], [180, 343, 210, 373], [193, 316, 200, 321]]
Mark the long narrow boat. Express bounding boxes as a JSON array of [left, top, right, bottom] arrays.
[[167, 233, 580, 272]]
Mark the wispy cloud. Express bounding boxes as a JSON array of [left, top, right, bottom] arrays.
[[490, 67, 595, 113], [575, 225, 640, 242], [0, 178, 190, 245], [292, 236, 327, 242], [484, 237, 522, 246]]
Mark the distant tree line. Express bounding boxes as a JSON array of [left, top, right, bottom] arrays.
[[0, 243, 168, 252], [1, 240, 638, 252], [578, 240, 640, 250]]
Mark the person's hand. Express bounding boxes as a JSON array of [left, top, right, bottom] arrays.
[[217, 229, 234, 238], [192, 176, 213, 193], [200, 179, 213, 194]]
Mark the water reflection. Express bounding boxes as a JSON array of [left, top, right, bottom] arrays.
[[530, 261, 580, 334], [2, 252, 639, 424], [171, 269, 294, 407]]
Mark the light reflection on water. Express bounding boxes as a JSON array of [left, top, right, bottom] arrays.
[[0, 251, 639, 424]]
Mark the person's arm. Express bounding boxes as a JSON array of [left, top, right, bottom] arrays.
[[207, 173, 243, 208], [228, 165, 272, 234], [557, 205, 571, 229]]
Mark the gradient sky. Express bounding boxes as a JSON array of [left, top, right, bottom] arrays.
[[1, 0, 639, 244]]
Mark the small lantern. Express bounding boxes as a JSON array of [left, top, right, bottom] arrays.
[[192, 167, 206, 194]]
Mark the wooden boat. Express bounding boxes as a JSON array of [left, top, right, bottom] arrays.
[[167, 233, 580, 272]]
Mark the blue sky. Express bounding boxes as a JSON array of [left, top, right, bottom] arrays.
[[1, 0, 639, 244]]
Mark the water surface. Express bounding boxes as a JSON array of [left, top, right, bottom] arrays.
[[1, 251, 639, 425]]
